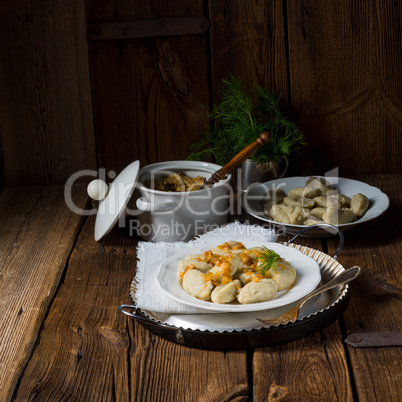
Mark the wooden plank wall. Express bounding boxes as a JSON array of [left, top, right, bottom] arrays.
[[0, 1, 400, 187], [86, 1, 211, 174], [0, 1, 97, 187]]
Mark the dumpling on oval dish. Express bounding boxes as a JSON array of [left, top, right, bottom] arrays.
[[237, 279, 279, 304], [182, 269, 213, 301], [177, 259, 213, 275], [212, 241, 247, 255], [271, 260, 297, 291], [211, 279, 241, 304], [235, 270, 256, 286], [242, 247, 265, 260]]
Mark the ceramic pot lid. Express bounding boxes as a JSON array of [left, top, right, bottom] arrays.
[[87, 160, 140, 241]]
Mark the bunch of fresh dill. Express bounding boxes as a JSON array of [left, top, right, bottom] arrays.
[[258, 247, 281, 276], [188, 75, 305, 165]]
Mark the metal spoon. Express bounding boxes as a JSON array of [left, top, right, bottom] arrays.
[[257, 265, 361, 326]]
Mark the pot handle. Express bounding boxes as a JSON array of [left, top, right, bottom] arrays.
[[287, 223, 344, 260], [136, 197, 178, 212]]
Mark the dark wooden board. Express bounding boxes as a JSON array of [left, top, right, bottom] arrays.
[[209, 0, 290, 105], [86, 0, 203, 23], [89, 35, 210, 174], [253, 322, 354, 401], [0, 185, 88, 402], [287, 0, 402, 176], [327, 175, 402, 401], [0, 1, 96, 186], [14, 217, 249, 401], [87, 0, 210, 174]]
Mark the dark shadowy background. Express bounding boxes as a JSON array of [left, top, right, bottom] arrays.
[[0, 0, 400, 187]]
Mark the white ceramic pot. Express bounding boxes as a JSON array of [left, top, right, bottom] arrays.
[[134, 161, 232, 242]]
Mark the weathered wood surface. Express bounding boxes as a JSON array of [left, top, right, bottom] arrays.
[[0, 1, 96, 187], [287, 1, 402, 176], [8, 175, 400, 401], [209, 0, 289, 105], [1, 1, 401, 187], [14, 217, 249, 401], [327, 175, 402, 402], [0, 185, 88, 402], [87, 0, 210, 175]]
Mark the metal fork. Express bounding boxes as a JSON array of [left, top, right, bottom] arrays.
[[257, 266, 361, 326]]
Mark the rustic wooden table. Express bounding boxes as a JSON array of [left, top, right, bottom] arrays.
[[0, 175, 400, 401]]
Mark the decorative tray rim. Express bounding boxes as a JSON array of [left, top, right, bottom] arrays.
[[127, 242, 350, 333]]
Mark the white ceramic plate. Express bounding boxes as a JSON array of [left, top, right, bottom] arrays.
[[243, 176, 390, 237], [155, 241, 321, 312]]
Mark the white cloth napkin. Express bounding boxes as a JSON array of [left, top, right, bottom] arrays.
[[133, 221, 277, 314]]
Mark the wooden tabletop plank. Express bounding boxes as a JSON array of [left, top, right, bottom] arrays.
[[253, 236, 354, 400], [327, 175, 402, 401], [253, 322, 354, 401], [10, 175, 401, 400], [15, 217, 249, 401], [131, 326, 249, 401], [0, 185, 88, 402]]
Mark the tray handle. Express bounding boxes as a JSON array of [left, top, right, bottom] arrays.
[[118, 304, 185, 344], [287, 223, 344, 260]]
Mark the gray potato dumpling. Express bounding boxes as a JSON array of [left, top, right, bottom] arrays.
[[182, 269, 213, 301], [269, 204, 291, 224], [270, 204, 308, 225], [305, 176, 333, 195], [334, 193, 351, 208], [351, 193, 369, 217], [283, 196, 314, 209], [313, 195, 340, 208], [287, 187, 305, 199], [305, 216, 324, 226], [322, 207, 357, 225], [237, 279, 279, 304], [262, 189, 287, 214], [211, 280, 241, 304], [309, 207, 326, 219]]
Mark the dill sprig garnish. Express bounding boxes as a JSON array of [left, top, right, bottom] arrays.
[[187, 75, 306, 165], [258, 247, 281, 276]]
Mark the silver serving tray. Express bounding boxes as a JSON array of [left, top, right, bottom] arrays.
[[119, 224, 352, 349]]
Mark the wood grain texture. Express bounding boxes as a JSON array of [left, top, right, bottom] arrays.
[[87, 16, 211, 41], [14, 217, 249, 401], [86, 0, 203, 23], [89, 36, 210, 174], [209, 0, 289, 105], [131, 326, 248, 401], [253, 236, 353, 401], [0, 185, 88, 402], [87, 1, 210, 174], [327, 175, 402, 401], [287, 0, 402, 176], [253, 323, 353, 401], [0, 1, 96, 186]]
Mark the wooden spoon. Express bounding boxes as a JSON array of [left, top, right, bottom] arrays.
[[204, 132, 271, 186]]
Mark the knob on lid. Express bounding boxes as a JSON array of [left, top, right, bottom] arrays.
[[88, 160, 140, 241]]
